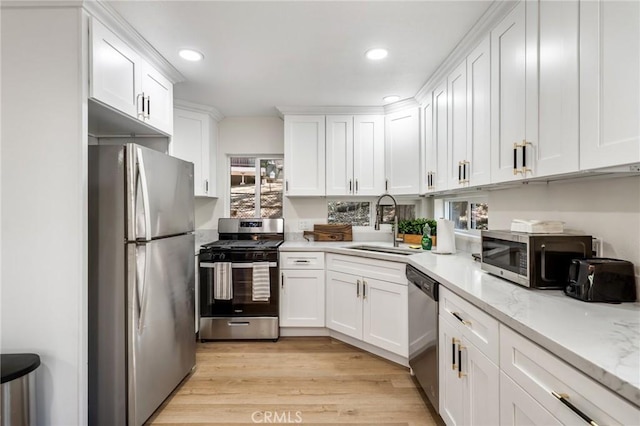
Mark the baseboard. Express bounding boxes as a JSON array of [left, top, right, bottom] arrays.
[[280, 327, 330, 337]]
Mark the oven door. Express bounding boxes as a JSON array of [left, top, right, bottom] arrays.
[[200, 261, 279, 317]]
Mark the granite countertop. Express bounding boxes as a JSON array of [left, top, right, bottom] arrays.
[[280, 240, 640, 407]]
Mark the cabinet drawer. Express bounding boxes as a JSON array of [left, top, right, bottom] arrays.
[[500, 324, 640, 425], [280, 252, 324, 269], [326, 254, 406, 284], [439, 286, 499, 364]]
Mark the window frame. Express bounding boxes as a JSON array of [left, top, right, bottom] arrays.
[[437, 194, 489, 236], [227, 154, 284, 219]]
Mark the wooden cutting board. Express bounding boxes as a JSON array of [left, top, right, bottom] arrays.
[[303, 224, 353, 241]]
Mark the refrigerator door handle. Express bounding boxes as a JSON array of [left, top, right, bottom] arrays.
[[136, 147, 152, 241], [136, 244, 149, 331]]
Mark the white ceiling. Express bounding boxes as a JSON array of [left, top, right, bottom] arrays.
[[107, 1, 493, 117]]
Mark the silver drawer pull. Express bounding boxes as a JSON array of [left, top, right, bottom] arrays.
[[551, 391, 599, 426], [228, 322, 250, 326], [294, 259, 311, 264]]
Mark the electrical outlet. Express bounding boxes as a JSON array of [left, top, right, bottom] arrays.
[[299, 220, 310, 231]]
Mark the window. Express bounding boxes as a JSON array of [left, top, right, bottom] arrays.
[[326, 201, 416, 227], [229, 157, 283, 218], [444, 197, 489, 232]]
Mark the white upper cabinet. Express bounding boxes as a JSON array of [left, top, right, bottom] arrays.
[[172, 107, 216, 197], [492, 1, 581, 182], [284, 115, 326, 196], [465, 36, 491, 187], [90, 18, 173, 135], [433, 82, 449, 191], [421, 93, 434, 194], [353, 115, 385, 196], [580, 0, 640, 169], [325, 115, 385, 196], [384, 108, 420, 195], [536, 0, 580, 176], [447, 60, 468, 189], [326, 115, 354, 196], [90, 18, 140, 118], [491, 1, 533, 183], [140, 62, 174, 135]]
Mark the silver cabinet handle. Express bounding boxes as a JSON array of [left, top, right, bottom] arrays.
[[294, 259, 310, 264], [349, 179, 353, 193], [362, 280, 367, 299], [281, 273, 284, 289], [355, 179, 359, 193], [205, 179, 209, 193], [357, 280, 361, 297], [285, 180, 289, 192], [146, 95, 150, 119]]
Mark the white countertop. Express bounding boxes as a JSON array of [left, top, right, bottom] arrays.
[[280, 240, 640, 407]]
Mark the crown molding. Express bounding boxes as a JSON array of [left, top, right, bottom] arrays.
[[84, 0, 185, 84], [383, 98, 420, 115], [414, 0, 519, 105], [174, 99, 225, 122], [275, 105, 386, 118]]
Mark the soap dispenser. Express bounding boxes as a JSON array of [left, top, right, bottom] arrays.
[[421, 223, 432, 250]]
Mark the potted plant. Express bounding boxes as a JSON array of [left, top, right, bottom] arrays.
[[398, 218, 437, 245]]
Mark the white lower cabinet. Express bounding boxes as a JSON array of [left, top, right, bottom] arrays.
[[500, 371, 561, 425], [439, 287, 499, 426], [326, 254, 408, 357], [500, 324, 640, 426], [279, 252, 325, 327]]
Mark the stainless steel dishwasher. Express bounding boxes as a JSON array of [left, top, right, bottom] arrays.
[[407, 264, 439, 411]]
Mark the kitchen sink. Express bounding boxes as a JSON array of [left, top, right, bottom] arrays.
[[346, 245, 417, 256]]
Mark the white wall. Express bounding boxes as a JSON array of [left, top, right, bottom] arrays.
[[1, 7, 88, 425], [195, 116, 284, 228], [488, 175, 640, 276]]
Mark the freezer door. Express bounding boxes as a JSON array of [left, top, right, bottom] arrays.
[[127, 233, 196, 426], [127, 144, 194, 241]]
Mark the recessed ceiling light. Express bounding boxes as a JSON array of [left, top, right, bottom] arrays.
[[365, 48, 388, 60], [383, 95, 400, 103], [179, 49, 204, 62]]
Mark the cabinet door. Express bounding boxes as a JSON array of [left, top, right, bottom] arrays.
[[284, 115, 326, 196], [463, 340, 499, 426], [325, 115, 353, 196], [439, 317, 464, 426], [500, 372, 561, 426], [90, 18, 141, 118], [422, 94, 434, 194], [491, 2, 528, 183], [353, 115, 385, 196], [280, 269, 325, 327], [536, 0, 579, 176], [433, 82, 448, 191], [447, 61, 468, 189], [172, 108, 211, 197], [466, 37, 491, 187], [580, 0, 640, 169], [325, 271, 362, 339], [384, 108, 420, 195], [361, 278, 408, 357], [141, 61, 174, 136]]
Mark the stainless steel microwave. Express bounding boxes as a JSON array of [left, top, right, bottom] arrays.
[[480, 230, 592, 289]]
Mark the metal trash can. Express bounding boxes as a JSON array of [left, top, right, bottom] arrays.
[[1, 354, 40, 426]]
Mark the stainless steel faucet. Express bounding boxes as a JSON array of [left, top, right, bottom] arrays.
[[374, 193, 400, 247]]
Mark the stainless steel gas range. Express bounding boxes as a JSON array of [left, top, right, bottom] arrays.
[[198, 218, 284, 341]]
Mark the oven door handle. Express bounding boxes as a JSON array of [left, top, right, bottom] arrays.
[[200, 262, 278, 268]]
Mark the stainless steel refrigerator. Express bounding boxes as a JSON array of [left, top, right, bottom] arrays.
[[88, 143, 196, 425]]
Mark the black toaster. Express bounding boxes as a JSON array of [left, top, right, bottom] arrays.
[[565, 258, 637, 303]]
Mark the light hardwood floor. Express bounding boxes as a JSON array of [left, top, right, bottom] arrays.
[[146, 337, 442, 425]]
